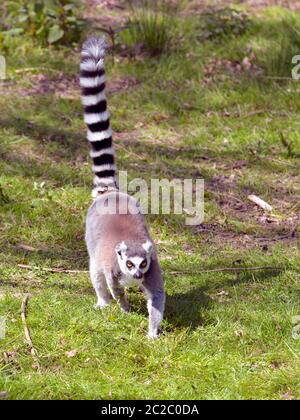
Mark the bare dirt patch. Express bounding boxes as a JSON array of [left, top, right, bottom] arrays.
[[245, 0, 300, 11], [187, 0, 300, 13], [108, 76, 139, 92], [0, 73, 79, 99], [203, 166, 300, 249], [83, 0, 127, 28], [196, 221, 298, 250], [203, 56, 263, 84], [0, 72, 139, 99]]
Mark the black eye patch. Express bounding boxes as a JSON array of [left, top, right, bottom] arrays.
[[126, 260, 134, 269], [140, 259, 147, 269]]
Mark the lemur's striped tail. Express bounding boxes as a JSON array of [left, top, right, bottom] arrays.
[[80, 37, 117, 196]]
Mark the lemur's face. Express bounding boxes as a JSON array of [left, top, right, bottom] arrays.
[[116, 241, 153, 279]]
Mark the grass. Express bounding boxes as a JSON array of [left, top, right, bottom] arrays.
[[0, 1, 300, 400], [253, 9, 300, 78], [123, 0, 176, 56]]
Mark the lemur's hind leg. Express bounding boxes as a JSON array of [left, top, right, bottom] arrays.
[[90, 261, 111, 309], [105, 271, 130, 313]]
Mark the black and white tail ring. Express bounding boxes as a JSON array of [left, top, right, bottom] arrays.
[[80, 37, 117, 196]]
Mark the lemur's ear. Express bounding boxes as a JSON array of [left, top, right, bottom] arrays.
[[143, 240, 153, 254], [115, 241, 127, 257]]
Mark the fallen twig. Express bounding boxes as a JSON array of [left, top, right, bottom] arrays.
[[115, 143, 143, 160], [17, 263, 283, 276], [15, 67, 62, 74], [21, 294, 40, 371], [17, 264, 88, 274], [261, 76, 294, 80], [169, 266, 282, 275], [240, 110, 266, 118], [96, 25, 131, 64], [248, 195, 273, 212]]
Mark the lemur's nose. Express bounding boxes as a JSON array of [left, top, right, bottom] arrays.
[[134, 272, 142, 279]]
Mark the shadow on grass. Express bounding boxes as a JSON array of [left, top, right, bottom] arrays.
[[164, 287, 212, 329], [8, 244, 88, 269], [0, 116, 206, 184], [1, 265, 284, 333], [222, 268, 284, 287], [0, 145, 86, 190], [163, 267, 283, 329], [128, 285, 211, 329], [0, 116, 84, 152], [0, 114, 252, 179]]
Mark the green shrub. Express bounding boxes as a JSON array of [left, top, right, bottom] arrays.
[[260, 16, 300, 78], [122, 0, 177, 56], [0, 185, 9, 204], [199, 7, 251, 41], [1, 0, 85, 47]]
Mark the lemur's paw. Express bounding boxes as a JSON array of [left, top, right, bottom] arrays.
[[94, 300, 110, 310], [120, 300, 131, 313], [147, 331, 159, 340]]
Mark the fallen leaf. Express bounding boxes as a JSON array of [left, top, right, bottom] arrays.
[[59, 337, 67, 346], [282, 391, 296, 400], [65, 349, 78, 358], [3, 351, 17, 362], [217, 290, 229, 296], [270, 361, 281, 369], [18, 244, 38, 252], [242, 57, 252, 71]]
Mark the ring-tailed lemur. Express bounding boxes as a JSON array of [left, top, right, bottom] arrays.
[[80, 37, 165, 339]]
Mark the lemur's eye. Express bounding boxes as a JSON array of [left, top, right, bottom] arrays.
[[126, 260, 133, 269], [140, 259, 147, 268]]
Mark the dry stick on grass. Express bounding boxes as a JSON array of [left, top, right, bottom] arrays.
[[115, 143, 143, 160], [240, 110, 266, 118], [96, 25, 131, 64], [21, 294, 41, 371], [17, 263, 282, 276], [17, 264, 88, 274], [15, 67, 62, 74], [169, 266, 282, 275], [248, 195, 273, 212]]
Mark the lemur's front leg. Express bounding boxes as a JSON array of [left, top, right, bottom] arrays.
[[105, 270, 130, 313], [145, 289, 165, 339], [142, 256, 165, 339]]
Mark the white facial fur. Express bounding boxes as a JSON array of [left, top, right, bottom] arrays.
[[142, 240, 153, 254], [115, 241, 153, 280]]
